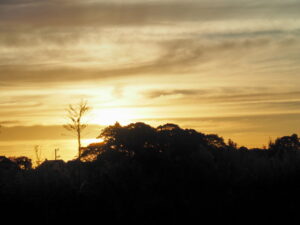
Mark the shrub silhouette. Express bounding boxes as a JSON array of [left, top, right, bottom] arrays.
[[9, 156, 32, 170]]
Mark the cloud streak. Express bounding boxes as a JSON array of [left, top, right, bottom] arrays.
[[1, 1, 300, 28], [1, 35, 299, 86]]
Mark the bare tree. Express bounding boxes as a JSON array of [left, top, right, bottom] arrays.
[[34, 145, 43, 166], [63, 100, 90, 160]]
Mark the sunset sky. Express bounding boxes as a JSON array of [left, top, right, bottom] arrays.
[[1, 0, 300, 160]]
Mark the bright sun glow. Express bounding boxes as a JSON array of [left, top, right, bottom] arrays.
[[82, 138, 103, 147], [91, 108, 136, 126]]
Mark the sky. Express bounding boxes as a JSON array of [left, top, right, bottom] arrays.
[[0, 0, 300, 160]]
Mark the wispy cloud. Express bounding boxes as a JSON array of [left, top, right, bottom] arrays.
[[1, 35, 299, 86], [0, 120, 21, 126]]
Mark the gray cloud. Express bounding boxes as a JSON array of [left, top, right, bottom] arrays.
[[0, 28, 83, 47], [0, 120, 21, 126], [144, 89, 208, 99], [0, 1, 299, 28], [0, 0, 36, 5], [143, 112, 300, 126], [198, 91, 300, 104], [143, 88, 300, 115], [1, 35, 298, 86]]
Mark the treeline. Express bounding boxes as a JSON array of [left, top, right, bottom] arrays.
[[1, 122, 300, 224]]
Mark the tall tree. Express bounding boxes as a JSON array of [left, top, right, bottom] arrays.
[[63, 100, 90, 160]]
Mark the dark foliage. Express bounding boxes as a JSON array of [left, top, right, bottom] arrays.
[[1, 123, 300, 225]]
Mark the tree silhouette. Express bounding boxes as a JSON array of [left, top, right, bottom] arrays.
[[87, 122, 212, 161], [9, 156, 32, 170], [269, 133, 300, 154], [63, 100, 90, 160], [0, 156, 18, 170]]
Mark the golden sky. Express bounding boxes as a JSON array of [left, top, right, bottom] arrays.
[[1, 0, 300, 158]]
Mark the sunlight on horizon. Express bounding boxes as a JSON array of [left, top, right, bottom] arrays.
[[91, 108, 139, 126], [0, 138, 104, 163], [82, 138, 103, 146]]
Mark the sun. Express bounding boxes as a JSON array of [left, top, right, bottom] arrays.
[[91, 108, 136, 126]]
